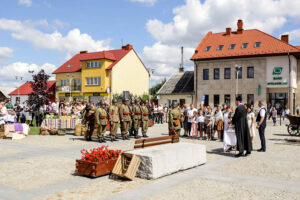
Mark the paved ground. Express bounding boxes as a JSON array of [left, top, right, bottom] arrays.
[[0, 120, 300, 200]]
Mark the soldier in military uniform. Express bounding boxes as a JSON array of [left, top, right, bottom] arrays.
[[168, 102, 182, 135], [141, 100, 149, 138], [132, 99, 142, 139], [129, 100, 135, 136], [119, 98, 131, 140], [82, 104, 95, 141], [95, 100, 108, 143], [109, 99, 119, 142]]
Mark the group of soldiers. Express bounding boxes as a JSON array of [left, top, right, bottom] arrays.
[[82, 98, 150, 143]]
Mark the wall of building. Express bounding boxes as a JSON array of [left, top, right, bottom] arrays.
[[55, 72, 81, 100], [158, 94, 194, 107], [111, 50, 149, 96], [81, 59, 113, 94], [10, 95, 28, 105], [195, 57, 267, 110]]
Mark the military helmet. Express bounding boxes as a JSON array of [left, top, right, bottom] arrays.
[[130, 99, 135, 104], [172, 102, 178, 108], [134, 99, 140, 103], [123, 98, 129, 102], [112, 99, 117, 103]]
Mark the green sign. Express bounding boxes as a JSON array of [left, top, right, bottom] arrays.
[[272, 67, 283, 75], [273, 77, 282, 80]]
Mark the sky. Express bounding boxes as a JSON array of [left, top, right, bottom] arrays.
[[1, 0, 300, 96]]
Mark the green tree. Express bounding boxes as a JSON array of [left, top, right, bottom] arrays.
[[150, 78, 166, 100]]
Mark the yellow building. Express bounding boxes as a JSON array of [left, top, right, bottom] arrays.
[[53, 44, 149, 102]]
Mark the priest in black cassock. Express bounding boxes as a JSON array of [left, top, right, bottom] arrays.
[[232, 96, 252, 157]]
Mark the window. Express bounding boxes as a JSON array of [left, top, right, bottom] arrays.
[[86, 77, 101, 85], [247, 66, 254, 78], [217, 45, 224, 51], [236, 94, 242, 101], [86, 61, 101, 68], [204, 46, 211, 52], [242, 43, 248, 49], [254, 42, 261, 48], [61, 79, 69, 86], [214, 95, 220, 107], [214, 68, 220, 79], [73, 79, 81, 90], [203, 69, 209, 80], [204, 95, 209, 106], [16, 97, 20, 102], [236, 67, 242, 79], [67, 64, 72, 68], [229, 44, 236, 50], [224, 68, 231, 79], [224, 94, 231, 106], [247, 94, 254, 106]]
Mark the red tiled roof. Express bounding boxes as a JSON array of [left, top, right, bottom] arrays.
[[9, 81, 56, 95], [191, 29, 300, 61], [53, 48, 131, 74]]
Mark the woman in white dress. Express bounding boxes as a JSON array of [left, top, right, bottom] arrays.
[[223, 106, 236, 152], [246, 105, 256, 142]]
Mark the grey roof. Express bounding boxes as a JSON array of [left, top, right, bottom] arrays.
[[158, 71, 194, 95]]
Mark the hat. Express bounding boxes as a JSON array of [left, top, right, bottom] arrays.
[[99, 100, 105, 105], [112, 99, 117, 103], [172, 102, 178, 108]]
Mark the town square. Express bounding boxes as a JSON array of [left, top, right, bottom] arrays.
[[0, 0, 300, 200]]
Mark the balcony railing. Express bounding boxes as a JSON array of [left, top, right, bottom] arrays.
[[56, 85, 81, 92]]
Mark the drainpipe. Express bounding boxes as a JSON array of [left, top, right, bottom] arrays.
[[195, 62, 198, 105], [288, 52, 293, 114]]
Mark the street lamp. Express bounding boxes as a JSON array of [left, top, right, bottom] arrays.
[[66, 74, 74, 103], [235, 65, 242, 99], [148, 68, 155, 102]]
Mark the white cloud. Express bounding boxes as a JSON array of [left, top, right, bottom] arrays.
[[130, 0, 156, 6], [18, 0, 33, 7], [0, 18, 111, 59], [285, 28, 300, 43], [0, 47, 14, 61], [0, 62, 57, 96], [142, 0, 300, 83]]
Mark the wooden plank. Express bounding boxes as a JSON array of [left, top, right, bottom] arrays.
[[134, 139, 179, 149], [134, 136, 173, 144]]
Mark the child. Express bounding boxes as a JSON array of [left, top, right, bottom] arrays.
[[198, 110, 205, 140], [190, 111, 198, 138]]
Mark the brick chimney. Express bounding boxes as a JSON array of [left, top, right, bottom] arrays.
[[237, 19, 243, 34], [122, 44, 133, 50], [281, 34, 289, 44], [226, 27, 231, 35], [80, 51, 88, 54]]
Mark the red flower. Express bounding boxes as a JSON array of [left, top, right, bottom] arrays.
[[80, 145, 121, 163]]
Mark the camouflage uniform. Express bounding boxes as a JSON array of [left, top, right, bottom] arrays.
[[168, 102, 182, 135]]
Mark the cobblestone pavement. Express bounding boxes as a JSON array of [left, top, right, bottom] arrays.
[[0, 120, 299, 200]]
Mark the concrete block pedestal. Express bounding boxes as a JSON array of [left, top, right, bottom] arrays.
[[127, 142, 206, 179]]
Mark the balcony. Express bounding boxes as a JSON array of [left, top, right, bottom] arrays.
[[56, 85, 81, 92]]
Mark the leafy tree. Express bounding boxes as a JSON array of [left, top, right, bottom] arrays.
[[28, 69, 50, 111], [150, 78, 166, 100]]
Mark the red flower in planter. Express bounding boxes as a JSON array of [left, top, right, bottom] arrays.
[[80, 145, 121, 163]]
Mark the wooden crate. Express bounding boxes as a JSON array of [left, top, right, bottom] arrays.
[[0, 125, 4, 139], [75, 158, 117, 178], [112, 153, 141, 180]]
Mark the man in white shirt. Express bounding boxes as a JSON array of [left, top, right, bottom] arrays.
[[256, 100, 267, 152], [187, 104, 197, 136]]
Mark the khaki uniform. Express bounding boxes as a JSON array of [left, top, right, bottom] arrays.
[[133, 104, 142, 134], [109, 105, 119, 138], [95, 107, 108, 139], [119, 104, 131, 136], [169, 107, 182, 135], [129, 104, 134, 135], [141, 105, 149, 136]]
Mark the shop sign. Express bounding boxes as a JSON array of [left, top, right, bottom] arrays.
[[267, 66, 288, 87]]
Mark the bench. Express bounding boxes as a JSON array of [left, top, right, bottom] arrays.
[[134, 135, 179, 149]]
